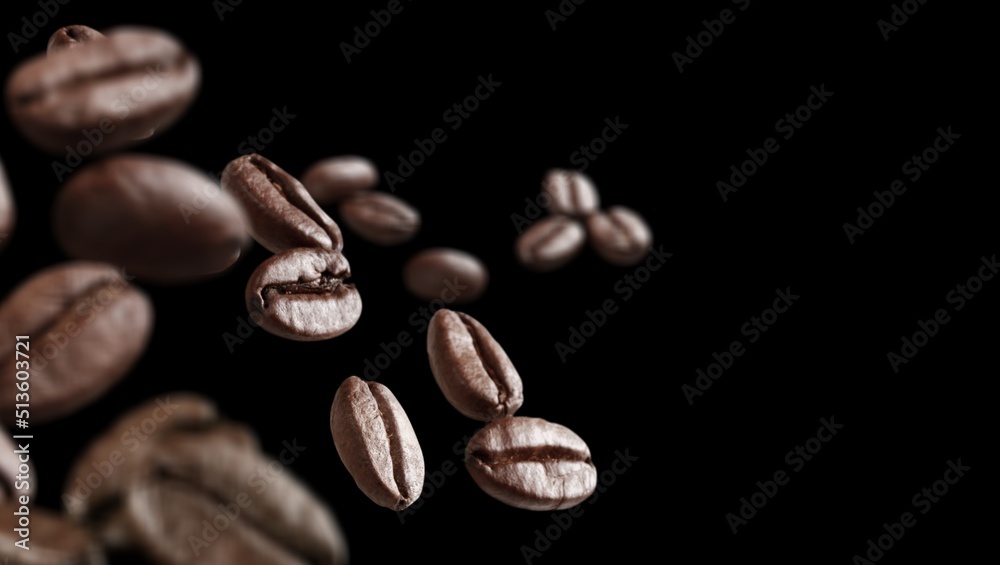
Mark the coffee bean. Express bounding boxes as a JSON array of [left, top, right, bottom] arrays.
[[403, 248, 488, 304], [330, 376, 424, 510], [302, 155, 378, 205], [6, 27, 200, 155], [0, 426, 33, 503], [0, 157, 12, 250], [427, 309, 523, 421], [246, 248, 361, 341], [465, 416, 597, 510], [0, 263, 153, 424], [223, 154, 343, 253], [542, 169, 600, 217], [585, 206, 652, 266], [0, 503, 105, 564], [515, 215, 586, 271], [48, 25, 106, 55], [53, 154, 249, 282], [340, 192, 420, 246]]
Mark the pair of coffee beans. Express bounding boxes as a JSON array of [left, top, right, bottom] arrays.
[[302, 156, 421, 246], [427, 309, 597, 510], [0, 262, 153, 424], [222, 154, 362, 341], [0, 157, 12, 249], [66, 394, 349, 564], [5, 25, 199, 156], [516, 169, 652, 269]]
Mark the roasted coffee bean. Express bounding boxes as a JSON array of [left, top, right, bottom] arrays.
[[302, 156, 378, 205], [586, 206, 652, 266], [1, 427, 33, 502], [0, 503, 105, 564], [542, 169, 600, 217], [403, 248, 488, 304], [0, 157, 12, 250], [48, 25, 106, 54], [515, 215, 586, 271], [6, 27, 200, 155], [340, 192, 420, 246], [125, 426, 347, 565], [427, 309, 523, 421], [53, 154, 249, 282], [331, 376, 424, 511], [223, 154, 343, 253], [246, 248, 361, 341], [0, 263, 153, 424], [465, 416, 597, 511]]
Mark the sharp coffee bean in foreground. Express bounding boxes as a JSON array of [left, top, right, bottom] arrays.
[[428, 309, 523, 421], [223, 154, 343, 253], [466, 416, 597, 510], [6, 26, 200, 155], [339, 191, 420, 245], [331, 376, 424, 511], [515, 215, 586, 271], [0, 262, 153, 424], [245, 248, 361, 341], [586, 206, 653, 266], [53, 154, 249, 282], [403, 248, 488, 304], [302, 156, 379, 205]]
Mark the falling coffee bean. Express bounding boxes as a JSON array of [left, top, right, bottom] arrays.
[[302, 155, 379, 205], [542, 169, 600, 217], [427, 309, 523, 421], [246, 248, 361, 341], [330, 376, 424, 510], [586, 206, 652, 266], [403, 248, 488, 304], [223, 154, 344, 253], [6, 26, 200, 155], [465, 416, 597, 511], [515, 215, 586, 271], [47, 25, 106, 54], [340, 191, 420, 246], [0, 503, 106, 564], [0, 157, 12, 250], [0, 263, 153, 424], [53, 154, 249, 282]]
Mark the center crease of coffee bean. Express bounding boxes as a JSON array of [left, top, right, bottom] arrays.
[[460, 318, 508, 411]]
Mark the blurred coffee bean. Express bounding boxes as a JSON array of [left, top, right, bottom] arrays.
[[403, 248, 487, 304], [1, 426, 33, 502], [585, 206, 652, 266], [515, 215, 586, 271], [542, 169, 599, 217], [0, 157, 13, 250], [48, 25, 106, 55], [302, 156, 378, 205], [340, 192, 420, 245], [0, 503, 106, 564]]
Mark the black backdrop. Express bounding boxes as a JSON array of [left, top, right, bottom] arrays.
[[0, 1, 993, 564]]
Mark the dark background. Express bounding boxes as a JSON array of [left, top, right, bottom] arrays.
[[0, 1, 993, 563]]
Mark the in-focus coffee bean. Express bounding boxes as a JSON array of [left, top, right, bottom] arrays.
[[403, 248, 488, 304], [302, 156, 379, 205], [465, 416, 597, 510], [586, 206, 652, 266], [223, 154, 344, 253], [0, 157, 12, 250], [0, 503, 105, 564], [340, 191, 420, 246], [6, 27, 200, 155], [0, 262, 153, 424], [53, 154, 249, 282], [48, 25, 106, 54], [542, 169, 600, 217], [515, 215, 586, 271], [246, 248, 361, 341], [427, 309, 523, 421], [331, 376, 424, 511]]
